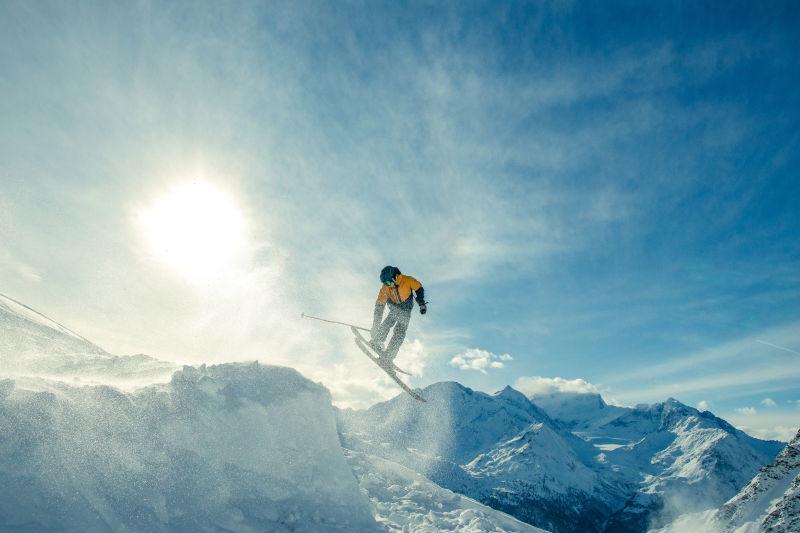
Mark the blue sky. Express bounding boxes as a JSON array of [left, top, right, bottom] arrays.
[[1, 1, 799, 437]]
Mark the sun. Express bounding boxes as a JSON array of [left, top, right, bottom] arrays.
[[137, 181, 248, 282]]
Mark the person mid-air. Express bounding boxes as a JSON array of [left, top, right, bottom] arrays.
[[370, 265, 427, 362]]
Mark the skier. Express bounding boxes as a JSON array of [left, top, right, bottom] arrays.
[[370, 266, 426, 362]]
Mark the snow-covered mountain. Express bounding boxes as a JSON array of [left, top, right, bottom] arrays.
[[337, 382, 618, 532], [653, 428, 800, 532], [346, 449, 547, 532], [0, 292, 175, 386], [536, 391, 784, 532], [339, 385, 785, 532]]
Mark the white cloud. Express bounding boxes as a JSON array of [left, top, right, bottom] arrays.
[[735, 407, 757, 415], [513, 376, 600, 397], [696, 400, 711, 412], [760, 398, 777, 407], [396, 339, 428, 377], [736, 425, 797, 443], [449, 348, 512, 374]]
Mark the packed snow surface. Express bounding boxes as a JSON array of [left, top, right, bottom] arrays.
[[0, 363, 380, 532]]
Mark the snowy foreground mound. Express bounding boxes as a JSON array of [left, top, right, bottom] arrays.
[[0, 363, 379, 532], [653, 428, 800, 533], [0, 294, 538, 532]]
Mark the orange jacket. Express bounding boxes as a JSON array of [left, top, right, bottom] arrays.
[[376, 274, 423, 305]]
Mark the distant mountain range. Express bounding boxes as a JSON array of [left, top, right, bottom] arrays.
[[338, 382, 787, 532]]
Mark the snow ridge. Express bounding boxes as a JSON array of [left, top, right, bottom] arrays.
[[0, 291, 175, 387], [0, 292, 104, 351]]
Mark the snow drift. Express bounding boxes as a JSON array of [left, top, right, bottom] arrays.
[[0, 363, 380, 532]]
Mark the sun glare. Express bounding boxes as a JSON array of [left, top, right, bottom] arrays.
[[138, 181, 248, 282]]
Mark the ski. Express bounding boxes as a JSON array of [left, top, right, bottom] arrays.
[[351, 327, 426, 402], [350, 327, 412, 376], [302, 312, 411, 375]]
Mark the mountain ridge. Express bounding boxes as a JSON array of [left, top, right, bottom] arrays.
[[339, 384, 785, 532]]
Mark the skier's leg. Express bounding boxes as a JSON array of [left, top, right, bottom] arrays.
[[372, 311, 398, 350], [384, 309, 410, 361]]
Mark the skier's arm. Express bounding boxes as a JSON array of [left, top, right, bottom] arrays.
[[414, 286, 425, 305], [406, 276, 427, 314]]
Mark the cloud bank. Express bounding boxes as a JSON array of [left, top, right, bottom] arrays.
[[513, 376, 600, 397]]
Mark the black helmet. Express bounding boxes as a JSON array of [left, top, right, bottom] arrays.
[[380, 265, 401, 285]]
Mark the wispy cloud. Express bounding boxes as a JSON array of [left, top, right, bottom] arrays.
[[756, 339, 800, 356], [735, 407, 757, 415], [610, 361, 800, 404], [696, 400, 711, 412], [761, 398, 777, 407], [603, 323, 800, 386]]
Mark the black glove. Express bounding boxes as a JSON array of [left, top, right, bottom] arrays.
[[415, 287, 427, 315]]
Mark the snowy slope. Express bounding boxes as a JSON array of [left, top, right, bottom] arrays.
[[346, 449, 547, 532], [338, 382, 617, 533], [531, 392, 784, 532], [653, 428, 800, 532], [0, 292, 175, 386], [0, 362, 381, 532], [718, 428, 800, 531], [0, 291, 106, 356]]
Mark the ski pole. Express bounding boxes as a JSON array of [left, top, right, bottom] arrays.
[[301, 312, 370, 332]]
